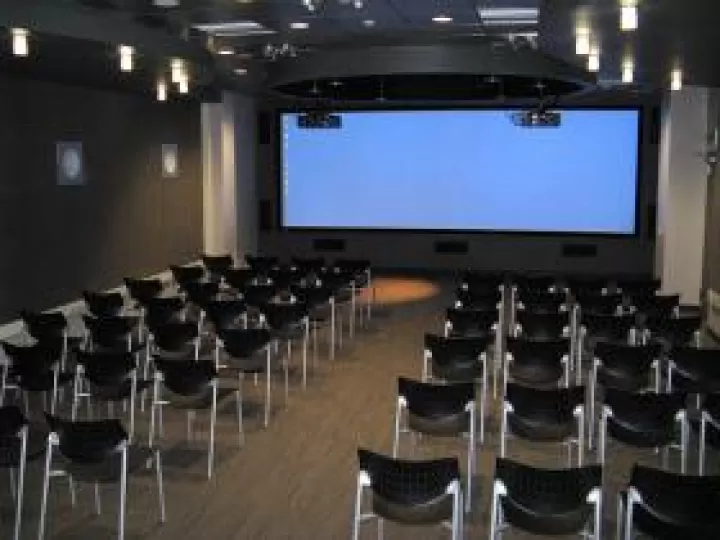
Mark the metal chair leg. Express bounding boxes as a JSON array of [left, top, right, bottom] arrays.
[[118, 445, 128, 540]]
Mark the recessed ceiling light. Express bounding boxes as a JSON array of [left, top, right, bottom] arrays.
[[218, 47, 235, 55], [362, 19, 375, 27], [671, 67, 683, 91], [118, 44, 134, 72], [11, 28, 29, 57], [290, 21, 309, 30], [575, 27, 590, 55], [620, 4, 638, 31], [234, 67, 248, 75], [587, 45, 600, 72], [432, 13, 453, 23], [622, 57, 634, 83], [330, 80, 342, 87]]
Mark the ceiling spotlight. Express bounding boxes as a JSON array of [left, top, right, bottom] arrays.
[[11, 28, 29, 57], [622, 57, 634, 83], [432, 13, 453, 23], [178, 74, 189, 94], [353, 0, 364, 8], [575, 27, 590, 55], [234, 67, 248, 75], [157, 80, 167, 102], [362, 19, 375, 27], [671, 67, 683, 91], [587, 45, 600, 72], [118, 45, 134, 72], [290, 21, 309, 29], [620, 3, 639, 31], [170, 58, 185, 83], [218, 47, 235, 55]]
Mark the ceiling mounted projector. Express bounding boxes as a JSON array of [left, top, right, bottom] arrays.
[[298, 111, 342, 129], [510, 109, 562, 127]]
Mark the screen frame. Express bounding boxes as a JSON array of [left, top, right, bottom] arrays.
[[275, 105, 643, 238]]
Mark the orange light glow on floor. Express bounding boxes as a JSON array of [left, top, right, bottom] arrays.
[[360, 277, 440, 305]]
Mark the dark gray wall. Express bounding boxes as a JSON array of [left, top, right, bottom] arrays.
[[257, 104, 659, 275], [0, 74, 202, 322]]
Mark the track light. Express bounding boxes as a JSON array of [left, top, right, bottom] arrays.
[[622, 57, 634, 83], [620, 3, 638, 31], [575, 27, 590, 56], [11, 28, 29, 57], [118, 45, 134, 72], [671, 67, 683, 91], [157, 80, 168, 102]]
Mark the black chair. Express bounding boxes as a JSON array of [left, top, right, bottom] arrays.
[[631, 293, 680, 319], [170, 264, 205, 289], [699, 393, 720, 474], [242, 283, 277, 310], [500, 383, 586, 467], [666, 346, 720, 393], [576, 292, 625, 316], [512, 275, 559, 296], [334, 258, 373, 326], [1, 339, 72, 414], [72, 351, 149, 440], [143, 296, 187, 330], [588, 342, 662, 448], [215, 328, 275, 428], [616, 276, 661, 298], [489, 458, 602, 540], [393, 378, 477, 512], [645, 315, 702, 349], [149, 358, 239, 478], [599, 388, 688, 473], [82, 315, 140, 353], [204, 298, 247, 333], [351, 448, 463, 540], [84, 291, 125, 318], [182, 280, 220, 310], [261, 301, 310, 388], [504, 337, 571, 390], [202, 254, 234, 281], [459, 271, 504, 296], [515, 290, 568, 315], [223, 267, 257, 292], [20, 310, 72, 369], [566, 277, 609, 297], [38, 415, 165, 540], [245, 254, 278, 274], [148, 321, 201, 362], [0, 406, 45, 540], [514, 311, 570, 341], [124, 277, 163, 306], [455, 288, 501, 311], [619, 465, 720, 539]]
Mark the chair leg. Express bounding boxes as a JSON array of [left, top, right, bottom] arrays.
[[624, 496, 633, 540], [265, 349, 272, 428], [616, 494, 624, 540], [392, 401, 402, 458], [377, 517, 384, 540], [155, 450, 166, 523], [351, 480, 363, 540], [500, 406, 508, 458], [94, 482, 102, 515], [236, 373, 244, 447], [12, 428, 27, 540], [118, 446, 128, 540], [207, 385, 218, 479], [302, 319, 309, 389], [700, 415, 707, 474], [489, 490, 499, 540], [38, 441, 53, 540], [480, 364, 487, 445]]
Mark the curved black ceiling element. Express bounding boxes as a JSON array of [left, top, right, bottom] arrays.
[[266, 41, 596, 103]]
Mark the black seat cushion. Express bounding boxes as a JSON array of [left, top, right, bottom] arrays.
[[424, 333, 488, 382], [506, 384, 585, 443]]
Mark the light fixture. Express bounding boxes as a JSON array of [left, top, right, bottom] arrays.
[[234, 67, 248, 75], [671, 67, 683, 91], [353, 0, 363, 8], [118, 45, 134, 72], [432, 13, 453, 23], [587, 45, 600, 72], [170, 58, 185, 83], [157, 80, 168, 102], [178, 74, 189, 94], [622, 57, 634, 83], [575, 27, 591, 55], [620, 3, 639, 31], [362, 19, 375, 27], [11, 28, 29, 57], [290, 21, 309, 29], [217, 47, 234, 55]]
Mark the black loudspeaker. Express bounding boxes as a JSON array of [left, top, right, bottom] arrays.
[[434, 241, 469, 254], [646, 204, 657, 239], [561, 244, 597, 258], [259, 199, 273, 231], [257, 111, 272, 145]]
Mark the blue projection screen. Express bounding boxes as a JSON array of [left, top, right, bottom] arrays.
[[280, 110, 639, 234]]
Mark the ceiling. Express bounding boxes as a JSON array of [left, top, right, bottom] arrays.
[[2, 0, 720, 102]]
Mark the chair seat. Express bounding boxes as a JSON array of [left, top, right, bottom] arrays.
[[501, 495, 593, 536], [408, 411, 470, 437], [608, 416, 675, 448], [59, 445, 157, 484], [432, 356, 484, 383], [508, 413, 575, 443], [598, 366, 650, 392], [372, 492, 453, 525]]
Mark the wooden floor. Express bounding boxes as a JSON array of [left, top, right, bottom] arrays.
[[0, 276, 714, 539]]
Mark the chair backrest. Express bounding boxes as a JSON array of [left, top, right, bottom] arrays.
[[144, 296, 186, 330], [631, 294, 680, 317], [223, 268, 256, 290], [154, 358, 217, 398], [261, 302, 308, 330], [576, 293, 624, 315], [83, 291, 124, 318], [455, 289, 501, 310], [616, 277, 661, 297], [505, 383, 585, 421], [0, 406, 27, 442], [669, 347, 720, 392], [170, 265, 205, 287], [2, 340, 62, 374], [459, 272, 504, 296], [20, 311, 67, 341], [151, 321, 198, 353], [566, 277, 608, 296], [398, 377, 474, 420], [76, 350, 135, 388], [604, 388, 686, 445], [245, 254, 278, 274], [124, 278, 163, 304], [83, 315, 136, 350], [183, 280, 220, 308], [424, 333, 489, 382], [513, 275, 559, 296], [646, 315, 701, 345], [357, 448, 460, 507], [516, 311, 568, 340], [46, 414, 128, 464], [204, 299, 247, 331], [218, 328, 272, 359], [581, 313, 635, 341], [202, 254, 233, 275], [594, 341, 659, 377], [445, 307, 498, 336], [516, 291, 567, 314], [506, 337, 569, 366]]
